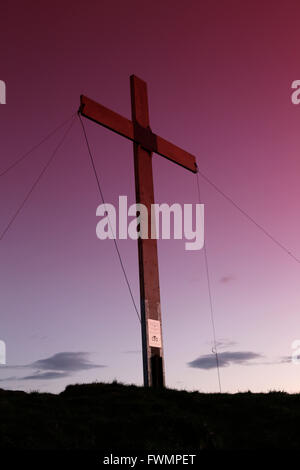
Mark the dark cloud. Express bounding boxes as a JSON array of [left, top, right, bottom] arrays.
[[0, 352, 105, 382], [188, 351, 264, 369], [31, 352, 105, 372]]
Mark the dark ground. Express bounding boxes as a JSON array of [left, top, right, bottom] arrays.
[[0, 381, 300, 450]]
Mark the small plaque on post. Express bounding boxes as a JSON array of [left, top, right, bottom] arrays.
[[148, 319, 162, 348]]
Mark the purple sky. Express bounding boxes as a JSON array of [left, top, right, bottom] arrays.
[[1, 0, 300, 393]]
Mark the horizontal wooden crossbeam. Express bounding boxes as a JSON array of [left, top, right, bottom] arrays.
[[79, 95, 197, 173]]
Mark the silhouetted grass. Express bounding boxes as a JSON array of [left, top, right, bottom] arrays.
[[0, 382, 300, 450]]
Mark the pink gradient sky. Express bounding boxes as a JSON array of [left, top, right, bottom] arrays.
[[1, 0, 300, 393]]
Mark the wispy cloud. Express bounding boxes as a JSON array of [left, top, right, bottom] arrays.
[[214, 339, 238, 349], [20, 371, 70, 381], [123, 350, 141, 354], [220, 275, 235, 284], [279, 356, 292, 364]]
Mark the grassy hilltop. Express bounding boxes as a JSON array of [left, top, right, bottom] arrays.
[[0, 381, 300, 450]]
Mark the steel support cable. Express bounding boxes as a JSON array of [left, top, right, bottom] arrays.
[[0, 113, 77, 178], [78, 113, 141, 324], [195, 161, 300, 392], [196, 165, 222, 393], [0, 115, 77, 241], [197, 168, 300, 265]]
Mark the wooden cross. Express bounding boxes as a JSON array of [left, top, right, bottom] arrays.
[[79, 75, 197, 387]]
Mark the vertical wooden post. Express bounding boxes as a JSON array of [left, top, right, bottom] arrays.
[[130, 75, 165, 388], [80, 75, 196, 387]]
